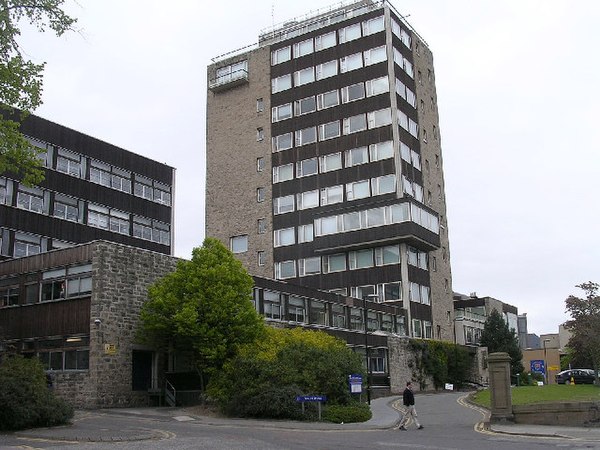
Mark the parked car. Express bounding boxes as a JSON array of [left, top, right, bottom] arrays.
[[555, 369, 596, 385]]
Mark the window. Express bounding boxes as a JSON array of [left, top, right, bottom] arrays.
[[294, 67, 315, 86], [345, 146, 368, 167], [288, 296, 307, 322], [274, 227, 295, 247], [413, 319, 422, 338], [258, 251, 266, 266], [271, 103, 292, 122], [318, 121, 340, 140], [272, 132, 293, 152], [56, 151, 81, 177], [310, 300, 328, 325], [53, 195, 79, 222], [256, 187, 265, 202], [275, 260, 296, 279], [296, 158, 318, 177], [315, 31, 336, 51], [273, 163, 294, 183], [257, 218, 267, 234], [343, 113, 367, 134], [320, 185, 343, 206], [272, 74, 292, 93], [396, 78, 407, 100], [371, 174, 396, 195], [319, 152, 342, 172], [349, 249, 374, 269], [133, 216, 170, 245], [256, 127, 264, 141], [257, 157, 264, 172], [332, 304, 346, 328], [295, 96, 316, 115], [274, 195, 295, 214], [271, 46, 291, 65], [340, 52, 363, 73], [109, 210, 130, 235], [297, 224, 313, 243], [369, 141, 394, 161], [410, 282, 421, 303], [295, 126, 317, 146], [215, 60, 247, 84], [316, 60, 337, 80], [87, 204, 109, 230], [298, 257, 320, 277], [90, 161, 112, 187], [409, 119, 419, 138], [263, 291, 281, 319], [342, 211, 361, 231], [315, 215, 339, 236], [256, 98, 264, 112], [380, 281, 401, 302], [323, 253, 346, 273], [14, 233, 41, 257], [375, 245, 400, 266], [362, 16, 384, 35], [339, 22, 361, 43], [367, 108, 392, 129], [0, 178, 7, 205], [366, 207, 385, 227], [317, 90, 339, 110], [296, 190, 319, 210], [364, 46, 386, 66], [17, 186, 44, 213], [0, 287, 19, 307], [406, 88, 416, 108], [230, 235, 248, 253], [366, 76, 389, 97], [293, 38, 314, 58], [341, 82, 365, 103], [346, 180, 370, 201]]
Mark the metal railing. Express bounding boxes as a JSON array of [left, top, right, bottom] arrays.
[[165, 380, 176, 407]]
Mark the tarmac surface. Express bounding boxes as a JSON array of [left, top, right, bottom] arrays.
[[8, 392, 600, 444]]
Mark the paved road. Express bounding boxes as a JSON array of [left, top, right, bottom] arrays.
[[1, 391, 599, 449]]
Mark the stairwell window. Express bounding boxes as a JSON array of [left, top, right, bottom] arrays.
[[230, 235, 248, 254]]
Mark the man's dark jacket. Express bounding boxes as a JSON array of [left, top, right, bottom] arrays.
[[403, 387, 415, 406]]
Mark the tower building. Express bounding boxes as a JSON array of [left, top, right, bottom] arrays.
[[206, 0, 453, 340]]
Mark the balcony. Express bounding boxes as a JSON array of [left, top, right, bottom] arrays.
[[208, 69, 249, 93]]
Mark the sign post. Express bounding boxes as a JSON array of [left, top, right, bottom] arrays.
[[295, 395, 327, 421]]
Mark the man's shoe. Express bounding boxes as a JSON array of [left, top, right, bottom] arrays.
[[398, 426, 407, 431], [417, 425, 424, 430]]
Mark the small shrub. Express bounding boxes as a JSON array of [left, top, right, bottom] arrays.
[[323, 402, 372, 423], [224, 384, 304, 419], [0, 356, 74, 431]]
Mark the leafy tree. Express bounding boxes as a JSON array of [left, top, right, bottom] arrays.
[[1, 0, 76, 185], [0, 355, 73, 430], [408, 339, 473, 390], [138, 238, 265, 388], [480, 309, 524, 377], [208, 327, 366, 420], [564, 282, 600, 384]]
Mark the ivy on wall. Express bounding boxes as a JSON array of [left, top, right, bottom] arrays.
[[407, 339, 474, 390]]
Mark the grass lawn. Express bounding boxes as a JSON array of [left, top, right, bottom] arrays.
[[471, 384, 600, 409]]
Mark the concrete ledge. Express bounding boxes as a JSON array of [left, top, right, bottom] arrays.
[[513, 401, 600, 427]]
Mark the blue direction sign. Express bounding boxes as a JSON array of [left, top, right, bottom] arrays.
[[349, 374, 363, 393], [530, 359, 545, 374], [296, 395, 327, 402]]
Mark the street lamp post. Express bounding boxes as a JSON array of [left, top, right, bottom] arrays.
[[363, 293, 378, 405]]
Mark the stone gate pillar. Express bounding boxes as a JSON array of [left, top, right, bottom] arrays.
[[487, 352, 514, 423]]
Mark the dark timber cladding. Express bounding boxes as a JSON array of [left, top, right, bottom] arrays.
[[0, 110, 174, 257]]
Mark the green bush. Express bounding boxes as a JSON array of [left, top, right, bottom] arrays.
[[323, 402, 372, 423], [0, 356, 74, 431]]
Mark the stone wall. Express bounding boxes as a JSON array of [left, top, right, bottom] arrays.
[[84, 242, 179, 408], [513, 402, 600, 427]]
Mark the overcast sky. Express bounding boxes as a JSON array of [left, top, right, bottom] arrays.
[[19, 1, 600, 337]]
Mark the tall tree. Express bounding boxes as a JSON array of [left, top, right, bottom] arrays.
[[138, 238, 265, 388], [564, 282, 600, 383], [0, 0, 76, 185], [480, 309, 524, 377]]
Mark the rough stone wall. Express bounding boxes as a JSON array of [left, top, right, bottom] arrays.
[[86, 242, 179, 408], [388, 336, 434, 394]]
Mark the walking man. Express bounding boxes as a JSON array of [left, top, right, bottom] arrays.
[[398, 381, 423, 430]]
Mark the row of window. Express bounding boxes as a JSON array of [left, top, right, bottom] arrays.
[[0, 229, 75, 258], [271, 42, 414, 94], [27, 136, 172, 206], [272, 105, 397, 152], [274, 173, 396, 215], [309, 201, 438, 237], [1, 178, 170, 245], [329, 281, 430, 306], [412, 318, 432, 339], [0, 263, 92, 307], [272, 75, 401, 123], [39, 349, 90, 371], [259, 288, 401, 337], [271, 15, 387, 65]]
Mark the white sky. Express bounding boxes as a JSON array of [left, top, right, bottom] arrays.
[[19, 0, 600, 337]]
